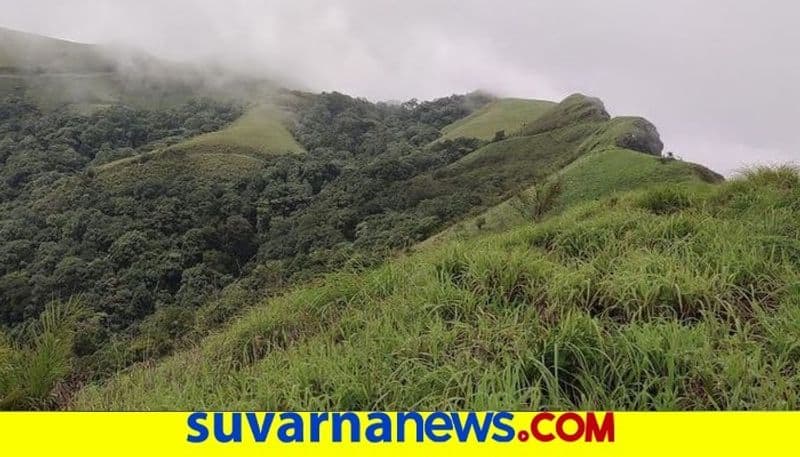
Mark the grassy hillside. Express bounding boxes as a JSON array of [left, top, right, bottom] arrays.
[[422, 93, 695, 243], [432, 122, 597, 193], [95, 148, 265, 188], [425, 149, 722, 243], [439, 98, 555, 141], [169, 105, 305, 158], [72, 166, 800, 410], [552, 147, 723, 211], [96, 103, 305, 185], [431, 94, 641, 200]]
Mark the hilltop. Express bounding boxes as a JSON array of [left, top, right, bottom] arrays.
[[438, 98, 555, 141]]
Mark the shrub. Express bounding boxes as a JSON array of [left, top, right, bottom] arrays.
[[0, 298, 87, 410], [636, 185, 693, 215]]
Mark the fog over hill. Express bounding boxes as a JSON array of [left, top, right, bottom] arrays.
[[1, 0, 798, 175]]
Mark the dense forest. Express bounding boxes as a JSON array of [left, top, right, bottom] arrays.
[[0, 89, 568, 392]]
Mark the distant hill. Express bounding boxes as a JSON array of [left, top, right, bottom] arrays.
[[169, 105, 306, 158], [0, 27, 113, 73], [96, 102, 307, 182], [439, 97, 555, 141], [0, 26, 279, 110]]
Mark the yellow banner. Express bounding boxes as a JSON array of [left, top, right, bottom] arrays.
[[2, 411, 797, 456]]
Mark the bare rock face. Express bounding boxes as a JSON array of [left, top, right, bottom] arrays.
[[510, 92, 664, 156], [576, 116, 665, 156], [613, 117, 664, 155]]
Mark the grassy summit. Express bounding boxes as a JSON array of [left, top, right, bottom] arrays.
[[439, 98, 555, 141]]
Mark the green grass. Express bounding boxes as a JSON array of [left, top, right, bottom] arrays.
[[94, 104, 305, 187], [95, 148, 264, 190], [1, 298, 87, 410], [419, 149, 720, 247], [170, 105, 305, 158], [439, 98, 555, 141], [71, 166, 800, 410], [551, 148, 723, 211], [435, 121, 599, 191]]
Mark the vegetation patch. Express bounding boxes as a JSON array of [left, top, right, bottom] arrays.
[[439, 98, 555, 141], [169, 105, 306, 158]]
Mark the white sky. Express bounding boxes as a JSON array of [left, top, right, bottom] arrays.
[[2, 0, 798, 175]]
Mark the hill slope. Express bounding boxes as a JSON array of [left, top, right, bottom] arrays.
[[421, 92, 721, 242], [96, 103, 306, 182], [72, 167, 800, 410], [439, 98, 555, 141], [0, 27, 112, 72], [425, 148, 722, 243], [551, 147, 723, 211], [170, 105, 306, 158]]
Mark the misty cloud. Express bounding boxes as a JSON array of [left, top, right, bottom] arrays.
[[1, 0, 797, 174]]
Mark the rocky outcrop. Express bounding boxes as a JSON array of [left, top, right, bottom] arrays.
[[609, 117, 664, 155]]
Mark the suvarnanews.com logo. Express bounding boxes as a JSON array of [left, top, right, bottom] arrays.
[[186, 411, 615, 444], [3, 411, 799, 455]]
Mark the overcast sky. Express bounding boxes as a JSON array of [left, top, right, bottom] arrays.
[[2, 0, 798, 175]]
